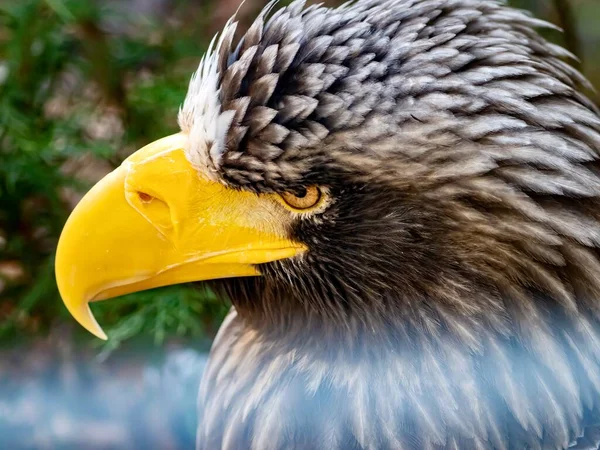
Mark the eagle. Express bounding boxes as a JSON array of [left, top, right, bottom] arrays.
[[55, 0, 600, 449]]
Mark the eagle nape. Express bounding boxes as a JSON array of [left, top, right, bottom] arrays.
[[56, 0, 600, 449]]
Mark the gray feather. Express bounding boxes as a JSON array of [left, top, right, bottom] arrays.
[[189, 0, 600, 449]]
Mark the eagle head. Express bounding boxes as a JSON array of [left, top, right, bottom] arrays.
[[56, 1, 600, 448]]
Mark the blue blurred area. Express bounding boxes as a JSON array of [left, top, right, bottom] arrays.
[[0, 339, 207, 449]]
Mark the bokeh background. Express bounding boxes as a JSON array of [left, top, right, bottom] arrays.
[[1, 0, 599, 448]]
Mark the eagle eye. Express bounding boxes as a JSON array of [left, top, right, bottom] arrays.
[[279, 186, 322, 211]]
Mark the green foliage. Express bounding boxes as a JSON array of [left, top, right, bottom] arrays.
[[92, 285, 229, 353], [0, 0, 227, 348]]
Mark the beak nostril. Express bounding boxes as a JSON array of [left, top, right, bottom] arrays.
[[127, 188, 172, 232], [138, 192, 153, 203]]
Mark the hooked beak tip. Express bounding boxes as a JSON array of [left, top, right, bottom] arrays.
[[67, 301, 108, 341]]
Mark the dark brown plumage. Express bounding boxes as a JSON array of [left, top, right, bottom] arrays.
[[179, 0, 600, 448]]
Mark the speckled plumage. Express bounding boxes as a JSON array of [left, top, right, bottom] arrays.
[[185, 1, 600, 449]]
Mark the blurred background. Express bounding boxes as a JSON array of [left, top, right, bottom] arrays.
[[0, 0, 599, 448]]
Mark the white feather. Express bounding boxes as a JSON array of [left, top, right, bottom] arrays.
[[178, 19, 238, 177]]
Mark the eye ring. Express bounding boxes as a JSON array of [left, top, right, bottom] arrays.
[[279, 186, 322, 211]]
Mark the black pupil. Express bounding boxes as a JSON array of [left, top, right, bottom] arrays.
[[296, 187, 308, 198]]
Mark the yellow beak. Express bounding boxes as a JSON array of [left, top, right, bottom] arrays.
[[55, 133, 305, 340]]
